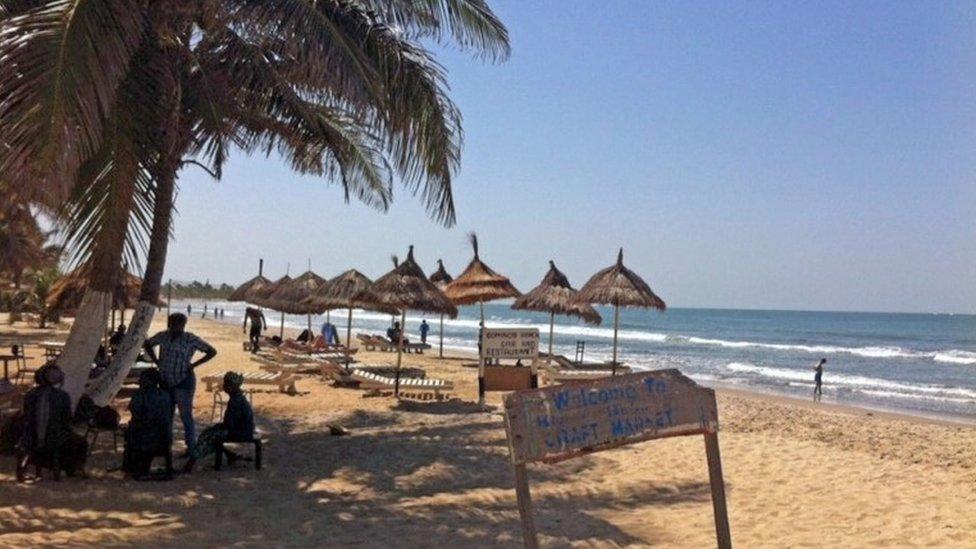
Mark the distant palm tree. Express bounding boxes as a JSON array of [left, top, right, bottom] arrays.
[[0, 0, 509, 404]]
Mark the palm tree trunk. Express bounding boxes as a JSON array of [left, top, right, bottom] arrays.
[[57, 198, 132, 407], [85, 162, 176, 406]]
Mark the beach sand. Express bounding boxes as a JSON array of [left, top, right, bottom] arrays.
[[1, 315, 974, 547]]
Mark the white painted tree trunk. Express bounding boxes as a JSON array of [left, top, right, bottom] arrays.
[[57, 291, 113, 407], [84, 300, 156, 406]]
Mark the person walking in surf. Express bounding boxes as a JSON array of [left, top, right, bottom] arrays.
[[243, 307, 268, 353], [813, 358, 826, 402]]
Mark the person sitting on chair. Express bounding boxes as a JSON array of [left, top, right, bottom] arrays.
[[123, 368, 173, 480], [182, 372, 255, 473], [16, 364, 88, 481]]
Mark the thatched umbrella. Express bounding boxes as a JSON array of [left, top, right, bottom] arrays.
[[443, 234, 520, 404], [229, 259, 271, 302], [302, 269, 397, 352], [47, 266, 152, 315], [429, 259, 453, 358], [576, 248, 666, 375], [267, 270, 327, 339], [355, 246, 457, 395], [252, 274, 292, 337], [512, 260, 602, 365]]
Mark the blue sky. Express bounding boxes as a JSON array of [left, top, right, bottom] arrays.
[[166, 1, 976, 314]]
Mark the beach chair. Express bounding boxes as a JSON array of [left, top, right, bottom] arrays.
[[348, 370, 453, 400], [202, 371, 297, 395], [404, 342, 431, 354], [541, 363, 632, 384]]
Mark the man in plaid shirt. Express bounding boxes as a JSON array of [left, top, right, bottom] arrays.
[[143, 313, 217, 451]]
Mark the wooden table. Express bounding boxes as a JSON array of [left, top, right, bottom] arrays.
[[0, 354, 16, 380], [40, 341, 65, 359]]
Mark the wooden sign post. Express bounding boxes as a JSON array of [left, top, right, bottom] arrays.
[[503, 369, 732, 548], [479, 328, 540, 403]]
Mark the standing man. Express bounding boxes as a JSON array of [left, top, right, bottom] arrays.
[[813, 358, 826, 402], [243, 306, 267, 353], [143, 313, 217, 454], [420, 319, 430, 345]]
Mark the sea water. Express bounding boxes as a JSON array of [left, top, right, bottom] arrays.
[[175, 301, 976, 420]]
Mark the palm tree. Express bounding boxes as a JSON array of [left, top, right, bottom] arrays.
[[0, 0, 509, 405]]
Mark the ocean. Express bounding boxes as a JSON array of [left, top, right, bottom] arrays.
[[174, 300, 976, 420]]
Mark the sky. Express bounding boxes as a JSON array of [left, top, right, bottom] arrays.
[[164, 1, 976, 314]]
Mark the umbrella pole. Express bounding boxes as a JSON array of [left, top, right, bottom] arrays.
[[612, 303, 620, 376], [346, 307, 353, 349], [279, 311, 285, 339], [548, 311, 555, 365], [438, 313, 444, 359], [394, 310, 406, 396], [307, 313, 312, 350], [478, 302, 486, 406]]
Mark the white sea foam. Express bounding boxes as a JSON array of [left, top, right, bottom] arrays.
[[724, 362, 976, 401], [932, 350, 976, 365]]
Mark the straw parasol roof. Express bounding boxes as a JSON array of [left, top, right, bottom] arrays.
[[251, 274, 292, 309], [228, 274, 272, 302], [429, 259, 453, 289], [47, 266, 159, 313], [513, 260, 602, 325], [302, 269, 398, 315], [576, 248, 666, 309], [267, 271, 328, 314], [356, 246, 457, 318], [443, 234, 520, 305]]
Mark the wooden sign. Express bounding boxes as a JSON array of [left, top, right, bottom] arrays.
[[483, 328, 540, 359], [503, 369, 731, 548], [479, 328, 540, 399]]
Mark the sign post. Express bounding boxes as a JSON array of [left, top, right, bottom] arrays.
[[503, 369, 731, 548], [479, 328, 540, 404]]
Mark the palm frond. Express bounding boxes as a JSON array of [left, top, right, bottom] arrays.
[[358, 0, 510, 61], [0, 0, 147, 197]]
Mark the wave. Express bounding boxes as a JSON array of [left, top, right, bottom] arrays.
[[932, 350, 976, 365], [724, 362, 976, 401]]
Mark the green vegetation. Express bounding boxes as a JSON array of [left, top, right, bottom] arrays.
[[168, 281, 235, 300]]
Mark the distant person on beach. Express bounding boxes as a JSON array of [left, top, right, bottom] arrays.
[[143, 313, 217, 452], [202, 304, 208, 319], [123, 368, 173, 479], [183, 372, 255, 473], [420, 320, 430, 344], [813, 358, 826, 402], [186, 304, 192, 315], [243, 307, 267, 353], [387, 322, 409, 346], [320, 321, 337, 346]]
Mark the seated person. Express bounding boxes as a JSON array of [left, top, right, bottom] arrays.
[[109, 324, 126, 355], [123, 368, 173, 479], [16, 364, 88, 481], [296, 329, 312, 344], [387, 322, 410, 346], [183, 372, 255, 473]]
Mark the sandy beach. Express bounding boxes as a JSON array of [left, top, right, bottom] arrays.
[[1, 315, 974, 548]]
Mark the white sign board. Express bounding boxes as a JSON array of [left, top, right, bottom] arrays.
[[482, 328, 540, 360]]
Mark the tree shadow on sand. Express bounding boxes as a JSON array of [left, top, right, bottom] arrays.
[[0, 407, 721, 547]]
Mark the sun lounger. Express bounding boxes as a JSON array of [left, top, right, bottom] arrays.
[[541, 363, 632, 384], [356, 334, 430, 354], [202, 371, 297, 394], [348, 370, 453, 400]]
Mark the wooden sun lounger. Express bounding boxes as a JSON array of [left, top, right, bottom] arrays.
[[348, 370, 453, 400], [356, 334, 430, 354], [542, 364, 632, 384], [202, 371, 297, 394]]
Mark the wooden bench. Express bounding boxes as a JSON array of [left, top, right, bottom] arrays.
[[202, 371, 296, 395]]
